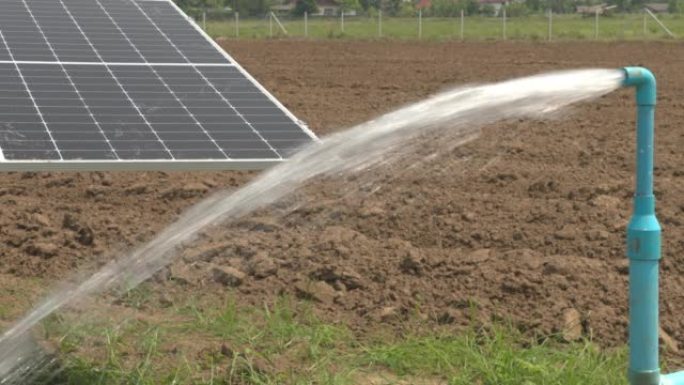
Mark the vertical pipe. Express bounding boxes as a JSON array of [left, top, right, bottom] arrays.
[[629, 258, 660, 385], [548, 9, 553, 40], [595, 9, 599, 39], [304, 11, 308, 38], [502, 6, 507, 40], [341, 10, 345, 33], [460, 9, 465, 40], [202, 10, 206, 31], [622, 67, 660, 385], [269, 12, 273, 37]]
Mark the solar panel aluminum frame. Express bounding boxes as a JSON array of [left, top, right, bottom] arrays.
[[0, 0, 318, 172]]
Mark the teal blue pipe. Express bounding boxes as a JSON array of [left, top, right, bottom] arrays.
[[622, 67, 662, 385]]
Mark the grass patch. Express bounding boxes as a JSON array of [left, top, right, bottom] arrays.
[[204, 14, 684, 41], [363, 330, 627, 385], [34, 297, 627, 385]]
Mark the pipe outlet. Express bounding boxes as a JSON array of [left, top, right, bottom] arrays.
[[623, 67, 657, 106]]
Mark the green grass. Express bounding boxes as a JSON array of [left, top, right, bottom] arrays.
[[203, 14, 684, 41], [33, 296, 629, 385]]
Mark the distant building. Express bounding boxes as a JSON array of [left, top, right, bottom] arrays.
[[576, 4, 617, 15], [271, 0, 295, 14], [644, 2, 669, 13], [316, 0, 342, 15]]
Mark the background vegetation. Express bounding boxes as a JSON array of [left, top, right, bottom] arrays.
[[202, 13, 684, 41], [174, 0, 684, 17]]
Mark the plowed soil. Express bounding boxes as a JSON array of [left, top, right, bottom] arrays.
[[2, 40, 684, 359]]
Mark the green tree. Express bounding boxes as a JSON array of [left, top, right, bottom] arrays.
[[546, 0, 575, 13], [431, 0, 462, 16], [174, 0, 238, 11], [506, 2, 530, 16], [292, 0, 318, 15], [340, 0, 362, 11], [398, 1, 417, 16], [235, 0, 271, 15], [359, 0, 381, 10], [525, 0, 542, 11], [607, 0, 646, 11], [669, 0, 683, 12], [480, 4, 496, 15], [383, 0, 404, 15]]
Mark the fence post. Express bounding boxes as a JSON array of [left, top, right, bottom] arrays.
[[269, 12, 273, 37], [235, 12, 239, 38], [548, 9, 553, 40], [305, 11, 308, 38], [202, 10, 206, 31], [502, 6, 507, 40], [595, 9, 599, 39], [378, 9, 383, 38], [418, 9, 423, 39], [341, 10, 345, 33], [644, 8, 676, 38], [460, 9, 464, 40], [643, 11, 647, 37]]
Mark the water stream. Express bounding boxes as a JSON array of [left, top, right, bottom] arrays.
[[0, 69, 625, 383]]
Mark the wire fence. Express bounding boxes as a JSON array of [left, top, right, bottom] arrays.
[[187, 10, 684, 41]]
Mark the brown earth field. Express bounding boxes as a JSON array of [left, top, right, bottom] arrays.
[[2, 40, 684, 363]]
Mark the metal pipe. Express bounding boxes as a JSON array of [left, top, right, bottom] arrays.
[[622, 67, 661, 385]]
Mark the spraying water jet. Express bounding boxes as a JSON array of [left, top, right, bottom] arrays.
[[0, 68, 676, 383]]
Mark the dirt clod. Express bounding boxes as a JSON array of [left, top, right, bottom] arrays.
[[212, 266, 246, 287], [378, 306, 400, 322], [295, 281, 337, 305], [561, 308, 583, 342], [247, 253, 278, 279], [25, 242, 59, 259], [661, 327, 679, 354]]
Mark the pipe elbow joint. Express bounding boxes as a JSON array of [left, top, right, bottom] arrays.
[[623, 67, 657, 106]]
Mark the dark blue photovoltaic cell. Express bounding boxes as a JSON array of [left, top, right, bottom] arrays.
[[63, 0, 147, 63], [97, 0, 187, 64], [0, 1, 56, 61], [0, 63, 60, 160], [27, 1, 100, 62], [196, 67, 312, 156], [136, 1, 227, 64], [0, 0, 315, 164], [0, 38, 10, 61]]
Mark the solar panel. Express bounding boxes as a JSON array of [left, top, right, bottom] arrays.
[[0, 0, 316, 170]]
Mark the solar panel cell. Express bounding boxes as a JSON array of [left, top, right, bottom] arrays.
[[136, 1, 226, 64], [28, 0, 100, 63], [63, 0, 149, 63], [0, 0, 315, 168], [99, 1, 187, 64]]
